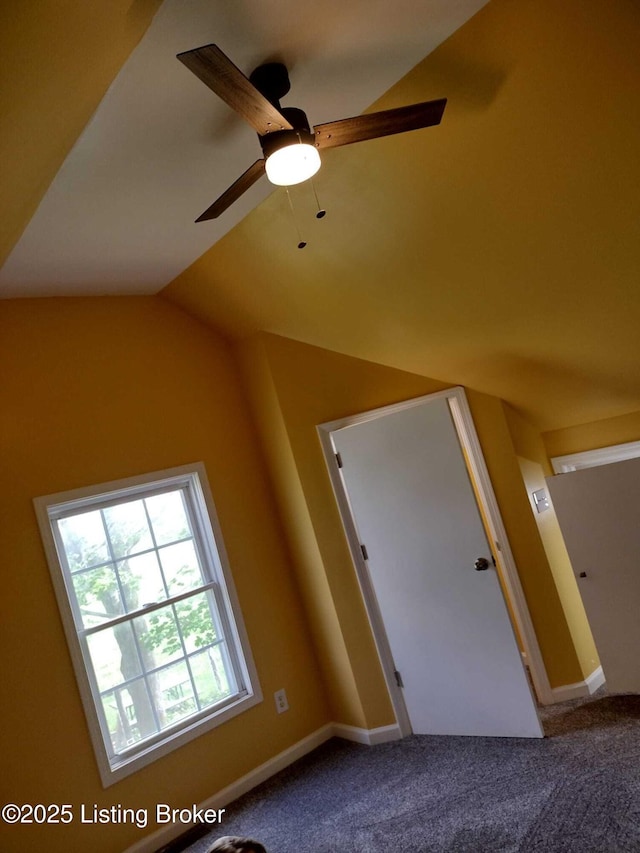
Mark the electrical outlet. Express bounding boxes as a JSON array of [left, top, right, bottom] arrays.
[[274, 688, 289, 714]]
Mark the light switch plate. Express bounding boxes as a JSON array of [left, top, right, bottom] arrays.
[[532, 488, 550, 513]]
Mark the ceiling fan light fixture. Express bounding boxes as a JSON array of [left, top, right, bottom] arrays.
[[265, 141, 321, 186]]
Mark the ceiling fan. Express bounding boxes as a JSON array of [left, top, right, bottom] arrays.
[[177, 43, 447, 222]]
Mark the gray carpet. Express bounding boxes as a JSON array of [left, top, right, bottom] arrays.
[[177, 692, 640, 853]]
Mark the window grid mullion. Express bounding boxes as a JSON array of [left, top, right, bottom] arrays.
[[66, 534, 196, 581], [99, 507, 164, 736], [99, 507, 132, 623], [95, 636, 227, 699], [140, 671, 163, 735], [77, 581, 219, 637], [171, 601, 204, 714], [141, 496, 171, 600]]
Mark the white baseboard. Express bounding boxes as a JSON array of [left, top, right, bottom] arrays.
[[549, 665, 605, 703], [332, 722, 402, 745], [585, 665, 606, 694], [123, 721, 400, 853]]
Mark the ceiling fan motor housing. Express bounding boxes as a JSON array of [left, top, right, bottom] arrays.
[[248, 63, 315, 153], [248, 61, 291, 107], [258, 107, 316, 157]]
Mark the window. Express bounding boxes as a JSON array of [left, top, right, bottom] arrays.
[[35, 463, 261, 785]]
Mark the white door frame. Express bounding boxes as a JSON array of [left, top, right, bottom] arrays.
[[318, 386, 553, 734], [551, 439, 640, 473]]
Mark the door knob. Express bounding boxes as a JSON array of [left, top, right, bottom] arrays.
[[474, 557, 490, 571]]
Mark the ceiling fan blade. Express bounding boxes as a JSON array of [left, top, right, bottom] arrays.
[[177, 44, 293, 135], [195, 159, 266, 222], [314, 98, 447, 149]]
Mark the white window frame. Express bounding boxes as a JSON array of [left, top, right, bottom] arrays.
[[34, 462, 261, 787]]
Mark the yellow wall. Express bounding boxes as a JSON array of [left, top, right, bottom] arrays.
[[465, 395, 581, 687], [505, 407, 599, 679], [543, 409, 640, 460], [237, 335, 370, 726], [0, 298, 328, 853], [237, 334, 582, 719]]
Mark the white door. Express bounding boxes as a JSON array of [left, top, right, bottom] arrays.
[[548, 457, 640, 692], [332, 396, 542, 737]]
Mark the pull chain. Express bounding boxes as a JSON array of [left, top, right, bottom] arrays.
[[285, 187, 307, 248], [311, 179, 326, 219]]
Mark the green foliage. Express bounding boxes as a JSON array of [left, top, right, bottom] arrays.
[[142, 593, 216, 658], [67, 531, 141, 624]]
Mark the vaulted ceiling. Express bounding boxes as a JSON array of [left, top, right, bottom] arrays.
[[3, 0, 640, 431], [0, 0, 487, 293]]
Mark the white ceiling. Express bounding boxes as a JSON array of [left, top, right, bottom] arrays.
[[0, 0, 488, 298]]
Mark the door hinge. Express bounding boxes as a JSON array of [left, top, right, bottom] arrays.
[[335, 452, 343, 468], [394, 669, 404, 688], [360, 543, 369, 561]]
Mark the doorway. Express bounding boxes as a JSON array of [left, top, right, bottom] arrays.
[[318, 387, 548, 736], [548, 456, 640, 694]]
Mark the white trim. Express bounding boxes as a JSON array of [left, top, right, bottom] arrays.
[[318, 386, 552, 724], [551, 440, 640, 474], [123, 721, 400, 853], [331, 722, 402, 745], [549, 666, 606, 703], [317, 423, 413, 737], [586, 665, 606, 694]]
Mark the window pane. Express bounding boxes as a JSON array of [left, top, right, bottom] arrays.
[[151, 661, 197, 728], [145, 490, 191, 546], [134, 605, 183, 669], [103, 500, 153, 559], [189, 647, 233, 708], [59, 510, 109, 571], [175, 592, 218, 653], [102, 681, 158, 754], [87, 622, 142, 692], [159, 540, 203, 594], [72, 565, 124, 628], [117, 551, 166, 613]]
